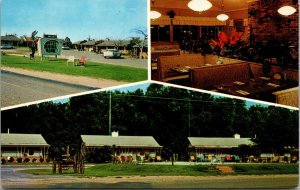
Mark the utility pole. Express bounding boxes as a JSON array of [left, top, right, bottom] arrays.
[[188, 99, 191, 137], [109, 91, 112, 135]]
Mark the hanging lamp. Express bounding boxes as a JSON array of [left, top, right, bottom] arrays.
[[216, 0, 229, 21], [188, 0, 212, 13], [278, 5, 296, 16], [150, 0, 161, 19]]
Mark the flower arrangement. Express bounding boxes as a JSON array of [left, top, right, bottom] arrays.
[[210, 28, 243, 56]]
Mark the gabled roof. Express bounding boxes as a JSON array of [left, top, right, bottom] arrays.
[[1, 35, 20, 42], [96, 40, 130, 47], [81, 135, 162, 148], [73, 40, 87, 45], [96, 40, 117, 47], [81, 40, 97, 46], [1, 133, 49, 146], [188, 137, 253, 148]]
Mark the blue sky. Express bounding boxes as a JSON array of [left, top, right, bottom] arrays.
[[2, 0, 147, 42]]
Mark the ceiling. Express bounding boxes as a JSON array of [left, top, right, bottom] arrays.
[[151, 0, 249, 12], [150, 0, 249, 16]]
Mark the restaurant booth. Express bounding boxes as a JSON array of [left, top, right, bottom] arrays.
[[151, 0, 298, 107], [81, 132, 163, 163]]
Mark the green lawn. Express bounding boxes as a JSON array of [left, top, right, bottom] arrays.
[[19, 163, 299, 177], [1, 55, 147, 82]]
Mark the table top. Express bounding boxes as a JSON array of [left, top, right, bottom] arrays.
[[171, 66, 192, 74], [214, 77, 298, 98]]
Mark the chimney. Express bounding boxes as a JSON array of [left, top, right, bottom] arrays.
[[112, 131, 119, 137], [234, 134, 240, 139]]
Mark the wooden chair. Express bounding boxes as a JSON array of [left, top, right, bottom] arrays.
[[67, 56, 75, 66]]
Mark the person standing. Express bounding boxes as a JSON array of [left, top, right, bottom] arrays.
[[30, 30, 38, 60]]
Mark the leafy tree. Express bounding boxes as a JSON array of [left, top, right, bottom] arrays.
[[63, 37, 72, 47]]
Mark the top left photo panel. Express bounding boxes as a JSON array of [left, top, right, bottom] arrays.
[[1, 0, 148, 109]]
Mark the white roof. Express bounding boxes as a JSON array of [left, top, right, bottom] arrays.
[[1, 133, 49, 146], [81, 135, 162, 148], [188, 137, 253, 148]]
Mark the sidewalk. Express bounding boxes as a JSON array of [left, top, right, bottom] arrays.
[[1, 66, 129, 89]]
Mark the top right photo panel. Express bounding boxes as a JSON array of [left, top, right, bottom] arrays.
[[150, 0, 298, 108]]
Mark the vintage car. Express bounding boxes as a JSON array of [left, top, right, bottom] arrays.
[[103, 49, 121, 58]]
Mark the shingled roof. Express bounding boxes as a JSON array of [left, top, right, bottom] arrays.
[[1, 133, 49, 147], [188, 137, 253, 148], [1, 35, 20, 42], [81, 135, 162, 148]]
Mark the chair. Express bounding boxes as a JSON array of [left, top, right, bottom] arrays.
[[121, 155, 127, 164], [156, 156, 162, 162], [189, 156, 195, 162], [66, 56, 75, 66], [79, 56, 86, 66], [114, 156, 121, 164]]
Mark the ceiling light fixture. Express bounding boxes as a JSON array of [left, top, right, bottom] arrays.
[[216, 0, 229, 21], [188, 0, 212, 13], [150, 0, 161, 19], [278, 5, 296, 16]]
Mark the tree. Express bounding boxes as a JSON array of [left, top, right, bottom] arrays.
[[132, 27, 147, 59], [63, 37, 72, 47]]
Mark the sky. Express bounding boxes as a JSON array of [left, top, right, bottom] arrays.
[[2, 0, 147, 42]]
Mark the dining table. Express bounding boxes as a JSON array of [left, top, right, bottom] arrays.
[[213, 77, 298, 99]]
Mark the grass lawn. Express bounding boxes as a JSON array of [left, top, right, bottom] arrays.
[[19, 163, 299, 177], [1, 55, 147, 82]]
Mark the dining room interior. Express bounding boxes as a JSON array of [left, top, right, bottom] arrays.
[[150, 0, 299, 108]]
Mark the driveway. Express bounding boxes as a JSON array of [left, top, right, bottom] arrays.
[[61, 50, 148, 69]]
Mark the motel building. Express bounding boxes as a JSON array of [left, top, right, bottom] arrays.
[[81, 131, 163, 163], [188, 134, 254, 162], [1, 133, 49, 163]]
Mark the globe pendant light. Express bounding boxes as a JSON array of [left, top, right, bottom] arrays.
[[188, 0, 212, 13], [278, 5, 296, 16], [150, 11, 161, 19], [217, 13, 229, 21], [216, 0, 229, 21], [150, 0, 161, 19]]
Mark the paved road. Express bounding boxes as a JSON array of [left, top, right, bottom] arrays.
[[61, 50, 148, 69], [1, 70, 97, 108]]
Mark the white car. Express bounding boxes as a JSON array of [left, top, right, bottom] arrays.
[[103, 49, 121, 58]]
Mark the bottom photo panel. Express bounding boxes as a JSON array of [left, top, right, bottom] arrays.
[[1, 82, 299, 189]]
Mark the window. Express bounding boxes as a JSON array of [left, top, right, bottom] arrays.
[[150, 25, 170, 42], [44, 40, 58, 53]]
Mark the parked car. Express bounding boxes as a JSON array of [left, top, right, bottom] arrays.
[[62, 46, 70, 50], [1, 44, 14, 49], [103, 49, 121, 58]]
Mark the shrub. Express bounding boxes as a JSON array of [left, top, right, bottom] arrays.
[[1, 158, 6, 164], [24, 158, 30, 163], [32, 158, 37, 163], [17, 157, 23, 163], [86, 146, 113, 163], [39, 157, 44, 163]]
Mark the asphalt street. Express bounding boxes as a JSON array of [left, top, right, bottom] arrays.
[[61, 50, 148, 69], [1, 70, 97, 108]]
